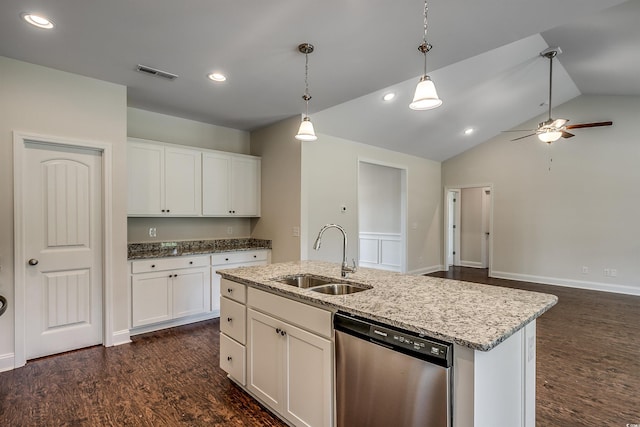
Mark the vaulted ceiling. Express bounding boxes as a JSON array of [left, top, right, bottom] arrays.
[[1, 0, 638, 161]]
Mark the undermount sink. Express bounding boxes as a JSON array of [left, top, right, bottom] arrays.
[[275, 274, 339, 289], [274, 274, 370, 295], [308, 283, 369, 295]]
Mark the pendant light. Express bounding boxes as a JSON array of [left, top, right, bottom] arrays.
[[295, 43, 318, 141], [409, 0, 442, 110]]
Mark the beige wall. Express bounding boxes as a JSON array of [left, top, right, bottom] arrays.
[[302, 134, 442, 274], [0, 57, 128, 361], [126, 108, 252, 242], [443, 95, 640, 295], [250, 116, 302, 263]]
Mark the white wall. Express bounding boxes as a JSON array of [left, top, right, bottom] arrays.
[[0, 56, 128, 363], [302, 134, 442, 274], [443, 95, 640, 295], [126, 108, 252, 242], [359, 162, 402, 233]]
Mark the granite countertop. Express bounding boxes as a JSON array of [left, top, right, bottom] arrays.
[[217, 260, 558, 352], [128, 238, 272, 260]]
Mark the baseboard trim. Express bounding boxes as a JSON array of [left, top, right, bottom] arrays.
[[409, 265, 443, 275], [460, 261, 484, 268], [491, 271, 640, 296], [111, 329, 131, 346], [129, 312, 220, 337], [0, 353, 15, 372]]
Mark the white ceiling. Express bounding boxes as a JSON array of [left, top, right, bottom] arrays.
[[1, 0, 638, 161]]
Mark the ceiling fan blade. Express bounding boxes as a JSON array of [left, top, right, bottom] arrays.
[[511, 133, 536, 142], [561, 131, 575, 139], [565, 121, 613, 129]]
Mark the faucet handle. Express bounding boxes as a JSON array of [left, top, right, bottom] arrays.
[[350, 258, 358, 272]]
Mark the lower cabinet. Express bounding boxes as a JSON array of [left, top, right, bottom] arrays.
[[130, 255, 211, 330], [246, 287, 333, 427]]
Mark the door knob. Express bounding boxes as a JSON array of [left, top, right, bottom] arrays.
[[28, 259, 39, 266]]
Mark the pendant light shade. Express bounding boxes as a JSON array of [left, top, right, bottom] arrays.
[[296, 116, 317, 141], [410, 0, 442, 110], [410, 75, 442, 110], [294, 43, 318, 141]]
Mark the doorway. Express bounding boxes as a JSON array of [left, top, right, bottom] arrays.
[[357, 161, 407, 272], [14, 132, 113, 367], [444, 185, 493, 273]]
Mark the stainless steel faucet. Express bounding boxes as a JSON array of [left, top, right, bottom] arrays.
[[313, 224, 357, 278]]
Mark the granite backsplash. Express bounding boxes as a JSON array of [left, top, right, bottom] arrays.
[[128, 238, 272, 260]]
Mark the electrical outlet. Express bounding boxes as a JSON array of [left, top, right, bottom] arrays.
[[227, 227, 233, 235], [604, 268, 610, 277], [148, 227, 157, 238], [582, 266, 589, 274], [610, 269, 617, 277]]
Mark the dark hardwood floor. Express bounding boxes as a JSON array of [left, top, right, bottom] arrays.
[[429, 267, 640, 427], [1, 268, 638, 426]]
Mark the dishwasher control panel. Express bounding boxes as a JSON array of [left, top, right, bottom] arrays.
[[370, 325, 450, 362]]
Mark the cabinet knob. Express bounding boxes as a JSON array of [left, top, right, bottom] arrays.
[[189, 261, 193, 265], [227, 288, 233, 294], [276, 328, 281, 335], [161, 209, 165, 213], [280, 330, 286, 336], [225, 258, 229, 261], [151, 264, 156, 268], [167, 209, 170, 213], [227, 356, 232, 361], [232, 210, 236, 214], [227, 317, 232, 322], [253, 255, 257, 258]]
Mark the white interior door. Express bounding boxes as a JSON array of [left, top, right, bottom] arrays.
[[23, 142, 103, 359]]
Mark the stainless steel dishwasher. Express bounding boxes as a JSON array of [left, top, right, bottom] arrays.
[[334, 312, 452, 427]]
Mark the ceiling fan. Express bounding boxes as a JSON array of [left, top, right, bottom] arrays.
[[509, 47, 612, 143]]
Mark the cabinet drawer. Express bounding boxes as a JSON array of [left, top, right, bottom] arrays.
[[211, 250, 268, 266], [248, 288, 332, 338], [220, 297, 246, 344], [220, 333, 246, 385], [131, 256, 209, 274], [220, 278, 247, 304]]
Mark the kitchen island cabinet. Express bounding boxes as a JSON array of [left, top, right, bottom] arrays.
[[217, 261, 557, 427]]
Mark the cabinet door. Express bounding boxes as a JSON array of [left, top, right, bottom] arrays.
[[127, 141, 164, 215], [172, 267, 210, 318], [230, 156, 260, 216], [131, 272, 171, 327], [284, 323, 333, 427], [202, 152, 231, 215], [247, 309, 284, 410], [165, 146, 202, 216]]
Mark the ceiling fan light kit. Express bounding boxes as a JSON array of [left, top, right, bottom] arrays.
[[509, 46, 612, 144], [295, 43, 318, 142], [410, 0, 442, 111]]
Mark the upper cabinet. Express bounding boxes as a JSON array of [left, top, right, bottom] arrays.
[[203, 153, 260, 217], [127, 138, 201, 216], [127, 138, 260, 217]]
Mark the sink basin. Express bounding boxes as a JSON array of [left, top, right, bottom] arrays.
[[275, 274, 339, 289], [309, 283, 369, 295]]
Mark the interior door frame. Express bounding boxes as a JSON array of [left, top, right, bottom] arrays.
[[443, 183, 494, 275], [13, 131, 114, 368]]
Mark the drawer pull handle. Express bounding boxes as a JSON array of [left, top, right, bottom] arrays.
[[227, 317, 232, 322], [227, 356, 232, 361]]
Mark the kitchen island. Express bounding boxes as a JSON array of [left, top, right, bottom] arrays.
[[218, 261, 557, 427]]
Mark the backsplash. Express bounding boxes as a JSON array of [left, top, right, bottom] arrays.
[[128, 238, 272, 259]]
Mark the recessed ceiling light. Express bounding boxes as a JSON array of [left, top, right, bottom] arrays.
[[208, 73, 227, 82], [21, 13, 54, 29], [382, 92, 396, 102], [464, 128, 475, 135]]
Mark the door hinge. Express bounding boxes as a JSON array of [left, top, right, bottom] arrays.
[[452, 225, 456, 229], [453, 251, 456, 255]]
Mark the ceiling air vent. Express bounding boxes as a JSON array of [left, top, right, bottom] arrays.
[[135, 64, 178, 81]]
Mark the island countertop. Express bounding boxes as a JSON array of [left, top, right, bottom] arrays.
[[217, 260, 557, 351]]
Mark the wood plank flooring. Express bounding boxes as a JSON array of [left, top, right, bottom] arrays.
[[1, 268, 638, 426], [429, 267, 640, 427]]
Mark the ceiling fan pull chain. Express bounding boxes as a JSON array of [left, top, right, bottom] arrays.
[[548, 144, 553, 172]]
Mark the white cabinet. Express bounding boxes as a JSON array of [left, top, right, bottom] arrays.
[[127, 138, 201, 216], [219, 278, 248, 385], [211, 250, 269, 314], [247, 288, 333, 427], [130, 256, 211, 330], [202, 152, 260, 217]]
